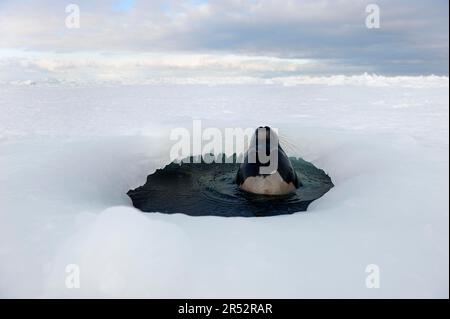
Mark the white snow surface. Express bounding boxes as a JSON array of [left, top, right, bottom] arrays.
[[0, 76, 448, 298]]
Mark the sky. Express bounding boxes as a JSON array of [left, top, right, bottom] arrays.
[[0, 0, 448, 82]]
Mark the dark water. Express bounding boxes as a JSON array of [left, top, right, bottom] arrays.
[[127, 155, 333, 217]]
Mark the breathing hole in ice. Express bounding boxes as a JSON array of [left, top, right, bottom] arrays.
[[127, 154, 333, 217]]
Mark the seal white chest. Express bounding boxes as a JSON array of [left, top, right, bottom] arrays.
[[240, 171, 297, 195]]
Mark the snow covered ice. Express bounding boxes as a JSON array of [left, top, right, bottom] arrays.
[[0, 75, 448, 298]]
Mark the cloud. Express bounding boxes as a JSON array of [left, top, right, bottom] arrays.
[[0, 0, 448, 77], [0, 51, 321, 82]]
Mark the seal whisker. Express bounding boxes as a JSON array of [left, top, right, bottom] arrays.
[[279, 133, 301, 157]]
